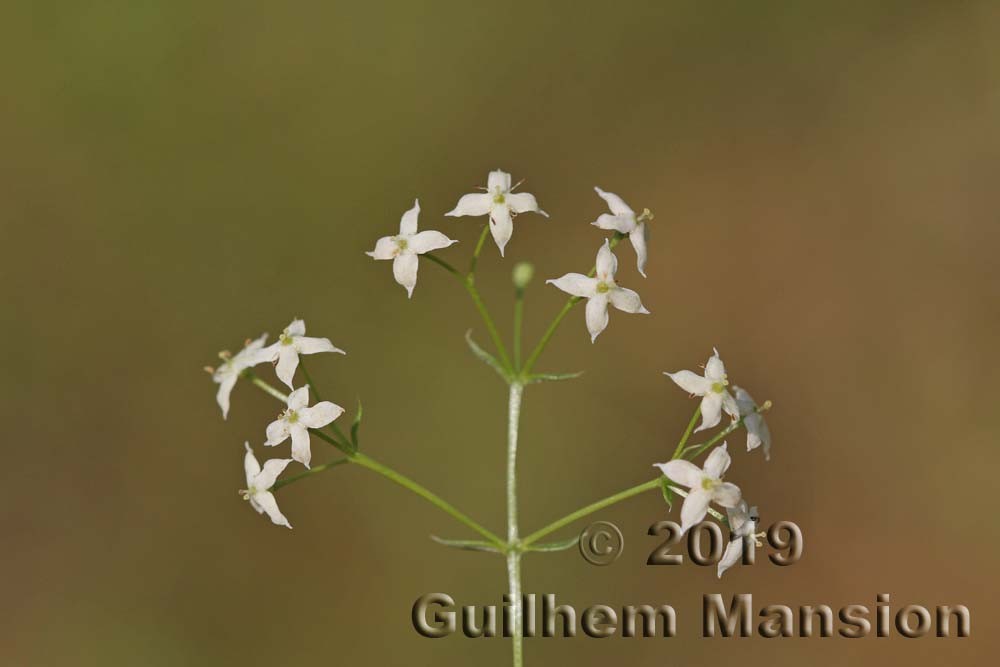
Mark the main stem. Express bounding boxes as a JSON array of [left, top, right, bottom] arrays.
[[506, 382, 524, 667]]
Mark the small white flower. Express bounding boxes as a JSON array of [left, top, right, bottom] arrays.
[[445, 169, 547, 257], [734, 386, 771, 461], [654, 443, 742, 535], [546, 240, 649, 343], [717, 500, 763, 578], [264, 386, 344, 469], [367, 199, 457, 298], [591, 187, 649, 277], [262, 319, 345, 389], [241, 442, 294, 529], [664, 348, 739, 432], [212, 333, 272, 419]]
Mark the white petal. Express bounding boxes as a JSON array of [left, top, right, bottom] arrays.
[[287, 386, 309, 411], [393, 253, 419, 298], [366, 236, 397, 260], [584, 294, 610, 343], [608, 287, 649, 314], [664, 370, 712, 396], [295, 336, 342, 356], [488, 169, 511, 193], [399, 199, 420, 236], [409, 230, 457, 254], [733, 386, 757, 416], [591, 213, 635, 234], [705, 349, 726, 383], [595, 240, 617, 281], [275, 346, 299, 388], [215, 373, 238, 420], [630, 223, 648, 277], [546, 273, 598, 298], [679, 489, 711, 534], [721, 390, 740, 420], [703, 443, 731, 479], [290, 424, 312, 468], [445, 192, 492, 217], [286, 319, 306, 337], [696, 393, 724, 432], [257, 341, 280, 364], [243, 442, 261, 484], [712, 482, 742, 508], [507, 192, 546, 216], [717, 538, 743, 578], [594, 187, 635, 216], [255, 457, 294, 490], [654, 459, 703, 489], [298, 401, 344, 429], [264, 418, 291, 447], [727, 500, 750, 535], [489, 206, 513, 257], [252, 491, 292, 528]]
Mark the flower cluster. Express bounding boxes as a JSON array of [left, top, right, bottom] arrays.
[[210, 318, 346, 528]]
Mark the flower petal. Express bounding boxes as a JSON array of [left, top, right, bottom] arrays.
[[594, 187, 635, 216], [595, 240, 617, 280], [366, 236, 397, 260], [298, 401, 344, 429], [399, 199, 420, 236], [608, 286, 649, 314], [727, 501, 750, 535], [255, 457, 294, 490], [705, 348, 726, 383], [252, 490, 292, 528], [630, 223, 648, 277], [286, 319, 306, 337], [287, 386, 309, 410], [717, 537, 743, 578], [264, 418, 291, 447], [215, 373, 238, 420], [712, 482, 742, 508], [591, 213, 635, 234], [696, 393, 723, 432], [445, 192, 492, 217], [409, 230, 457, 254], [703, 443, 731, 479], [654, 459, 703, 489], [290, 424, 312, 468], [546, 273, 597, 298], [244, 442, 261, 484], [664, 370, 712, 396], [585, 293, 609, 343], [275, 346, 299, 388], [488, 169, 511, 193], [295, 336, 342, 356], [679, 489, 711, 534], [393, 253, 419, 298], [489, 206, 513, 257], [507, 192, 546, 216]]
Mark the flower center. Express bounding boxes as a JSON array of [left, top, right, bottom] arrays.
[[595, 281, 611, 294], [239, 488, 255, 501], [396, 237, 409, 252], [280, 333, 294, 346], [711, 380, 728, 393], [286, 410, 299, 424], [493, 192, 506, 205], [701, 476, 719, 491]]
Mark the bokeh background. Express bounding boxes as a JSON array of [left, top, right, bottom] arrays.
[[2, 1, 998, 664]]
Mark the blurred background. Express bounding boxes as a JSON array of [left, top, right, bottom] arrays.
[[1, 1, 998, 664]]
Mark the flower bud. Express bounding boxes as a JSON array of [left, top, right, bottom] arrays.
[[512, 261, 534, 290]]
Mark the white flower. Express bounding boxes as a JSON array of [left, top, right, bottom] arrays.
[[212, 333, 272, 419], [264, 386, 344, 469], [263, 319, 345, 389], [717, 500, 763, 578], [241, 443, 294, 529], [664, 348, 739, 432], [654, 443, 742, 535], [591, 187, 649, 277], [734, 386, 771, 460], [367, 199, 458, 298], [546, 240, 649, 343], [445, 169, 547, 257]]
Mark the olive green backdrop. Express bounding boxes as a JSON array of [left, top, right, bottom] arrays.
[[1, 1, 997, 665]]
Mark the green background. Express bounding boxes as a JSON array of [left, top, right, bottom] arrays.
[[2, 1, 997, 664]]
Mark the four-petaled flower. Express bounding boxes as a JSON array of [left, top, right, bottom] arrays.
[[591, 187, 650, 277], [717, 500, 763, 578], [264, 386, 345, 469], [664, 348, 739, 432], [445, 169, 547, 257], [546, 239, 649, 342], [367, 199, 458, 298], [654, 443, 742, 535], [263, 319, 344, 389], [734, 386, 771, 460], [212, 333, 272, 420], [241, 443, 294, 529]]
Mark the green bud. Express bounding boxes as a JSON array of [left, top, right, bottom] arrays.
[[512, 262, 535, 289]]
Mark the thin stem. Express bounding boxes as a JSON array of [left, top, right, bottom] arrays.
[[521, 232, 625, 375], [249, 374, 287, 402], [682, 402, 771, 460], [507, 551, 523, 667], [423, 252, 462, 278], [469, 223, 491, 277], [671, 405, 702, 459], [506, 382, 524, 667], [272, 458, 348, 490], [513, 288, 525, 371]]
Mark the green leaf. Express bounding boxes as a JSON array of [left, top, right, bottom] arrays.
[[525, 534, 581, 553], [430, 535, 501, 553], [659, 477, 674, 510], [465, 330, 511, 381], [524, 370, 584, 384], [350, 398, 363, 450]]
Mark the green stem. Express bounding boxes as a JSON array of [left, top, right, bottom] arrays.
[[249, 374, 288, 402], [469, 223, 491, 276], [513, 288, 525, 371], [272, 458, 348, 490], [671, 405, 701, 459], [423, 253, 462, 277], [506, 382, 524, 667], [682, 402, 770, 460]]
